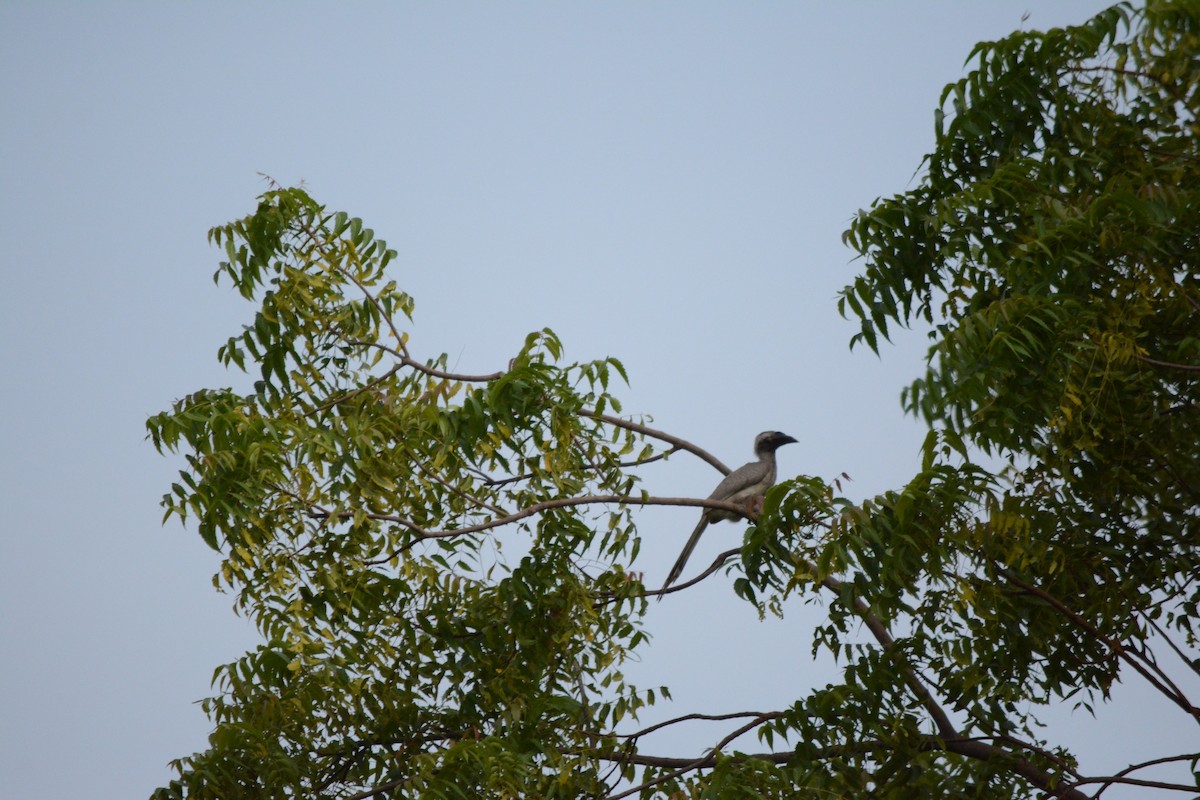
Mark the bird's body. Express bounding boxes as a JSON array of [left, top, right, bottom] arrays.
[[659, 431, 797, 597]]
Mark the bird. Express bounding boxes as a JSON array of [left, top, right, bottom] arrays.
[[659, 430, 797, 598]]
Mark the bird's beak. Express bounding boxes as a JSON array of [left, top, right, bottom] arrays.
[[776, 433, 798, 446]]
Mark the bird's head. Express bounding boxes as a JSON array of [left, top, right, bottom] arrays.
[[754, 430, 798, 455]]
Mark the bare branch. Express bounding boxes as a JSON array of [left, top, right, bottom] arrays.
[[350, 495, 762, 566], [350, 338, 503, 382], [428, 495, 755, 537], [1089, 753, 1200, 796], [484, 446, 681, 489], [1143, 614, 1200, 680], [649, 548, 742, 600], [709, 712, 784, 754], [580, 409, 732, 475], [614, 711, 776, 740], [343, 777, 406, 800], [1137, 353, 1200, 372], [1073, 773, 1200, 794]]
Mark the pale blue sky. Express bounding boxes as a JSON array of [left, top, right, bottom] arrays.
[[2, 3, 1186, 798]]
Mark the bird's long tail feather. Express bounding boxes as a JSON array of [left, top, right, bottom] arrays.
[[658, 515, 709, 600]]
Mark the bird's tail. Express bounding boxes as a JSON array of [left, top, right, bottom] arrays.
[[658, 516, 709, 601]]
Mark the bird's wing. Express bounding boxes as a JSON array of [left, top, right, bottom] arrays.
[[659, 514, 710, 598], [709, 459, 772, 502]]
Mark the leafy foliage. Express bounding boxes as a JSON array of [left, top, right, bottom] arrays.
[[833, 0, 1200, 795], [149, 187, 656, 799], [151, 4, 1200, 799]]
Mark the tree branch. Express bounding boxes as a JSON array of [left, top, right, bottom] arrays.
[[1143, 613, 1200, 681], [816, 569, 961, 741], [998, 566, 1200, 722], [603, 713, 782, 800], [309, 363, 404, 414], [406, 449, 508, 516], [649, 547, 742, 600], [790, 560, 1088, 799], [591, 733, 1091, 799], [343, 777, 406, 800], [287, 204, 414, 366], [352, 495, 760, 565], [349, 338, 503, 382], [613, 711, 776, 740], [1137, 353, 1200, 372], [1084, 751, 1200, 798], [579, 409, 732, 475], [483, 446, 680, 489], [1072, 774, 1200, 794]]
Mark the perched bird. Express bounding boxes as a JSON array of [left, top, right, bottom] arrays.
[[659, 430, 797, 598]]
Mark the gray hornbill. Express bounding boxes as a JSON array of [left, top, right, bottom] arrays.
[[660, 430, 797, 597]]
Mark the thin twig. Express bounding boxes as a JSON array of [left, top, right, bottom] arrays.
[[407, 450, 507, 516], [309, 364, 403, 414], [1144, 614, 1200, 680]]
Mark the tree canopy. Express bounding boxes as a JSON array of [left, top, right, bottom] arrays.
[[149, 3, 1200, 798]]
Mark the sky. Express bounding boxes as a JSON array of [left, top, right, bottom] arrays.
[[2, 3, 1191, 798]]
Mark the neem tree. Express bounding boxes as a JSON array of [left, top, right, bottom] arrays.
[[150, 4, 1200, 797]]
